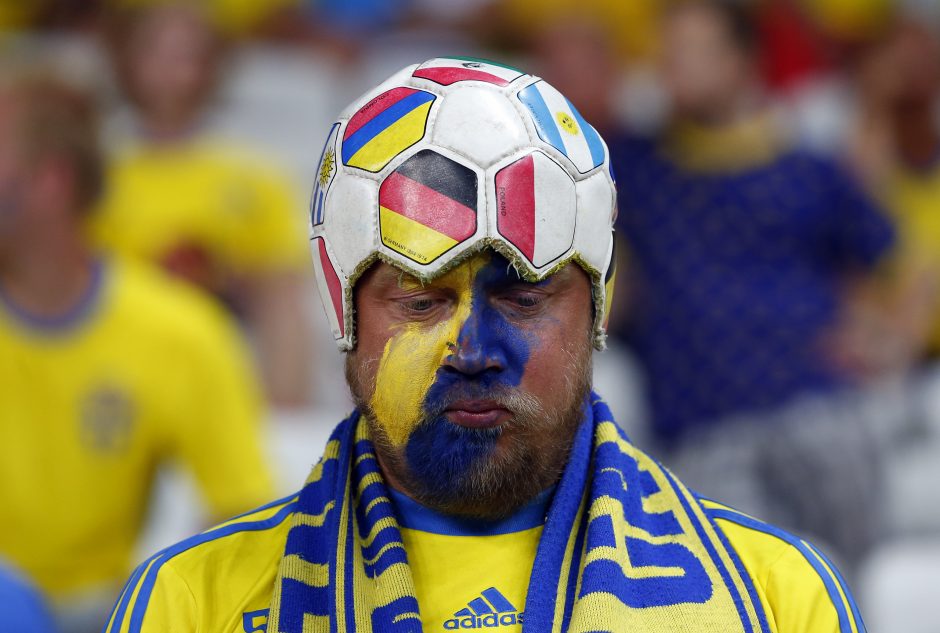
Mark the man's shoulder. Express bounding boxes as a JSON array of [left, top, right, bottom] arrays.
[[698, 497, 866, 632], [105, 493, 297, 633]]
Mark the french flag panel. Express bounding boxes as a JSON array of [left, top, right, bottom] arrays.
[[495, 152, 577, 268]]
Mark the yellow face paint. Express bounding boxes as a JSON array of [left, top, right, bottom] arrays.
[[370, 253, 490, 446]]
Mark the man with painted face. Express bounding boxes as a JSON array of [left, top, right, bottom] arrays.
[[108, 59, 865, 633]]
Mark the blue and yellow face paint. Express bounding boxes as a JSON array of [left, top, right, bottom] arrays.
[[369, 251, 535, 454]]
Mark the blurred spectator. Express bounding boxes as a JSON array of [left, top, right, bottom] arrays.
[[756, 0, 835, 93], [0, 68, 274, 632], [849, 15, 940, 363], [91, 3, 314, 408], [608, 0, 896, 568], [530, 16, 624, 139], [0, 561, 58, 633], [0, 1, 43, 31], [492, 0, 664, 63], [106, 0, 294, 39]]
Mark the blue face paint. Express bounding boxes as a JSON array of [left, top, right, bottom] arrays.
[[405, 253, 536, 489]]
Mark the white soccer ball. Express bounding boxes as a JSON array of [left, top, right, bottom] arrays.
[[309, 57, 617, 351]]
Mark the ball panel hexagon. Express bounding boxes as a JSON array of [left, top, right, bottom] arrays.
[[518, 80, 606, 174], [379, 150, 478, 265], [495, 152, 576, 268], [342, 87, 436, 173], [432, 86, 530, 167], [413, 57, 526, 87], [573, 168, 616, 259], [322, 172, 377, 276]]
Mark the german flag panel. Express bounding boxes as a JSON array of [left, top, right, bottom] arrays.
[[342, 87, 436, 173], [413, 57, 526, 87], [379, 150, 478, 265]]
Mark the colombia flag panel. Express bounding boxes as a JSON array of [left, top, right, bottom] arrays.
[[343, 87, 436, 173]]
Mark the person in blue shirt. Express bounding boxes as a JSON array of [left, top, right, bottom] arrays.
[[610, 0, 895, 445], [0, 562, 58, 633], [607, 0, 895, 572]]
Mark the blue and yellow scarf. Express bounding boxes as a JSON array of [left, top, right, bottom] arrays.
[[267, 395, 769, 632]]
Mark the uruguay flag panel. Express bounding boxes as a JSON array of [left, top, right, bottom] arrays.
[[518, 80, 606, 174], [342, 87, 436, 173], [379, 150, 478, 265], [311, 123, 339, 226], [413, 57, 526, 87], [312, 236, 345, 339], [495, 152, 576, 268]]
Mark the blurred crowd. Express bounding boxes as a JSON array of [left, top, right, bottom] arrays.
[[2, 0, 940, 631]]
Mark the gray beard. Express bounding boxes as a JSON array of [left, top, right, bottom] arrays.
[[345, 348, 593, 520]]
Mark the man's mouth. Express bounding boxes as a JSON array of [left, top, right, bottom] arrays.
[[443, 399, 511, 428]]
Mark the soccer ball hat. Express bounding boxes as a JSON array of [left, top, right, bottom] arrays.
[[309, 57, 617, 351]]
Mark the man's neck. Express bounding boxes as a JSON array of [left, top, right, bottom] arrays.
[[0, 225, 96, 321]]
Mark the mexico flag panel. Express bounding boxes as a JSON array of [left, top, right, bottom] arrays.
[[495, 152, 577, 268], [342, 87, 436, 172], [379, 150, 478, 265], [312, 236, 345, 339], [412, 57, 526, 87], [518, 80, 606, 174]]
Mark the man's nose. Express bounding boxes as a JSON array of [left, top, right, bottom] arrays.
[[442, 309, 505, 377]]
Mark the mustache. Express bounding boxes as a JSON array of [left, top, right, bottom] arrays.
[[422, 384, 544, 427]]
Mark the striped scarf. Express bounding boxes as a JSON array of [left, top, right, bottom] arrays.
[[267, 394, 769, 632]]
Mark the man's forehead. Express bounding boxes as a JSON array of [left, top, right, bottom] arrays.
[[369, 252, 578, 289]]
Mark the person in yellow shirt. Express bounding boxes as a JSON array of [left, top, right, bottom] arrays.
[[92, 3, 313, 408], [0, 69, 275, 632], [108, 59, 864, 632]]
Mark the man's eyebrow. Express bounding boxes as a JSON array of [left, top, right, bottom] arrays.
[[395, 270, 424, 288]]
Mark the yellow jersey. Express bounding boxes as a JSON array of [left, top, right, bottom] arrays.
[[0, 257, 275, 601], [91, 137, 308, 284], [105, 480, 864, 632]]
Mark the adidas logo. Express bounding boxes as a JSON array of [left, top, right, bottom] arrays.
[[443, 587, 524, 630]]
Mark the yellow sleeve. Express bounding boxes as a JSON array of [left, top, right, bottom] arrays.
[[707, 503, 866, 633], [104, 558, 197, 633], [104, 497, 294, 633], [167, 292, 276, 519], [763, 544, 861, 633]]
